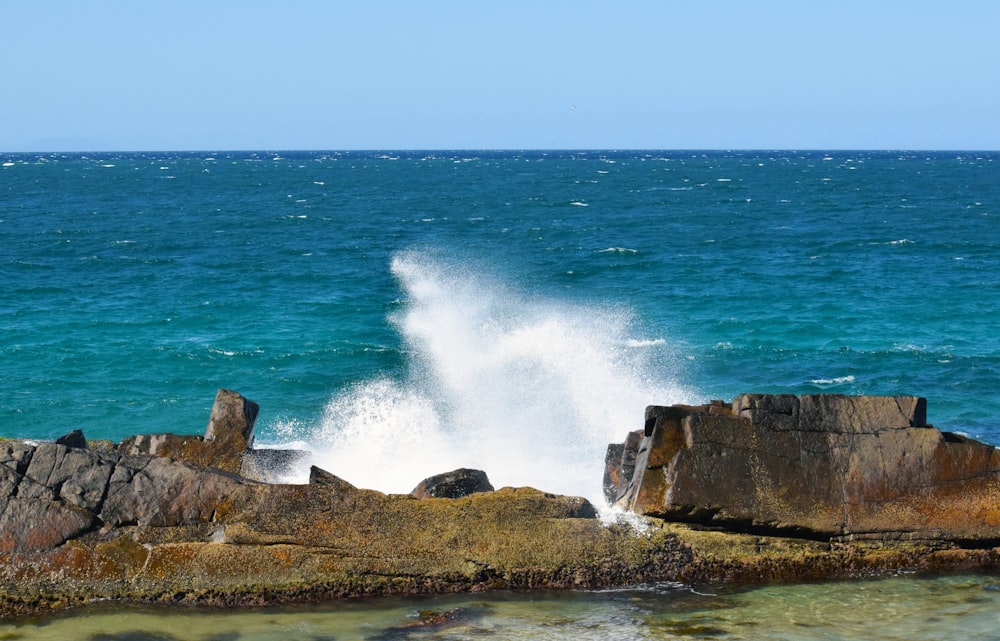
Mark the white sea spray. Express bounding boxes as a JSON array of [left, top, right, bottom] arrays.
[[301, 251, 696, 503]]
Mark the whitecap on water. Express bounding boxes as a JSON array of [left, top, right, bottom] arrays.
[[808, 375, 856, 385]]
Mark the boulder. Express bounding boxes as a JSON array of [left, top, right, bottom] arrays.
[[1, 438, 104, 552], [603, 429, 642, 504], [205, 387, 258, 449], [411, 468, 495, 499], [609, 394, 1000, 541]]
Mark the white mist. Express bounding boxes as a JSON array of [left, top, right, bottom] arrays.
[[301, 251, 696, 504]]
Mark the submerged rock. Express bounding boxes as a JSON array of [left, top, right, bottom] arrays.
[[608, 394, 1000, 542]]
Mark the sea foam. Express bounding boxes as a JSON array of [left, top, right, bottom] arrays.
[[297, 251, 694, 503]]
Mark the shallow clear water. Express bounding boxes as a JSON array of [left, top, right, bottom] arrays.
[[5, 573, 1000, 640]]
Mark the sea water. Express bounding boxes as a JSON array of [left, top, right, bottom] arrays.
[[2, 150, 999, 633]]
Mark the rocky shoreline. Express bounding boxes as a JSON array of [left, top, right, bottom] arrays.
[[2, 390, 998, 618]]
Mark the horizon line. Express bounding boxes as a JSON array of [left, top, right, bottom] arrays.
[[4, 147, 1000, 155]]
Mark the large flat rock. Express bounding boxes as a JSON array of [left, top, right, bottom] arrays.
[[607, 394, 1000, 541]]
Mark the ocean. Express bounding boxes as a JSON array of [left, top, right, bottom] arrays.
[[2, 150, 999, 637]]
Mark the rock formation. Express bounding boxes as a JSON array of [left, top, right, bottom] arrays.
[[2, 390, 999, 617], [0, 389, 690, 616], [0, 389, 259, 554], [118, 388, 258, 475], [606, 394, 1000, 542]]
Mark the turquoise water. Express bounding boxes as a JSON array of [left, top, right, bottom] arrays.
[[2, 150, 999, 634], [4, 573, 1000, 640], [2, 150, 998, 499]]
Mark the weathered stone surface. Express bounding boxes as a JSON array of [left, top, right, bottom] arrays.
[[205, 388, 258, 450], [0, 441, 34, 512], [411, 468, 495, 499], [20, 443, 118, 511], [603, 429, 642, 505], [733, 393, 927, 432], [0, 441, 101, 552], [100, 455, 249, 527], [307, 465, 356, 490], [0, 498, 95, 553], [611, 394, 1000, 541]]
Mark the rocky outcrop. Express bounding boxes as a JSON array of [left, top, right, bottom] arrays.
[[118, 388, 258, 475], [607, 394, 1000, 542], [0, 389, 690, 617], [2, 390, 999, 617], [0, 441, 250, 554], [0, 390, 264, 554], [411, 468, 495, 499]]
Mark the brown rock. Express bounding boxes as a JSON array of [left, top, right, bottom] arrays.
[[118, 388, 258, 474], [205, 388, 258, 450], [612, 394, 1000, 541], [0, 498, 94, 553], [308, 465, 356, 490], [603, 429, 643, 504]]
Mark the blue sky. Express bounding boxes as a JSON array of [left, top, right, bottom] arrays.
[[2, 1, 998, 151]]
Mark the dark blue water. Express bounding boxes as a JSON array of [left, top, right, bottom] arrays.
[[2, 150, 998, 498]]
